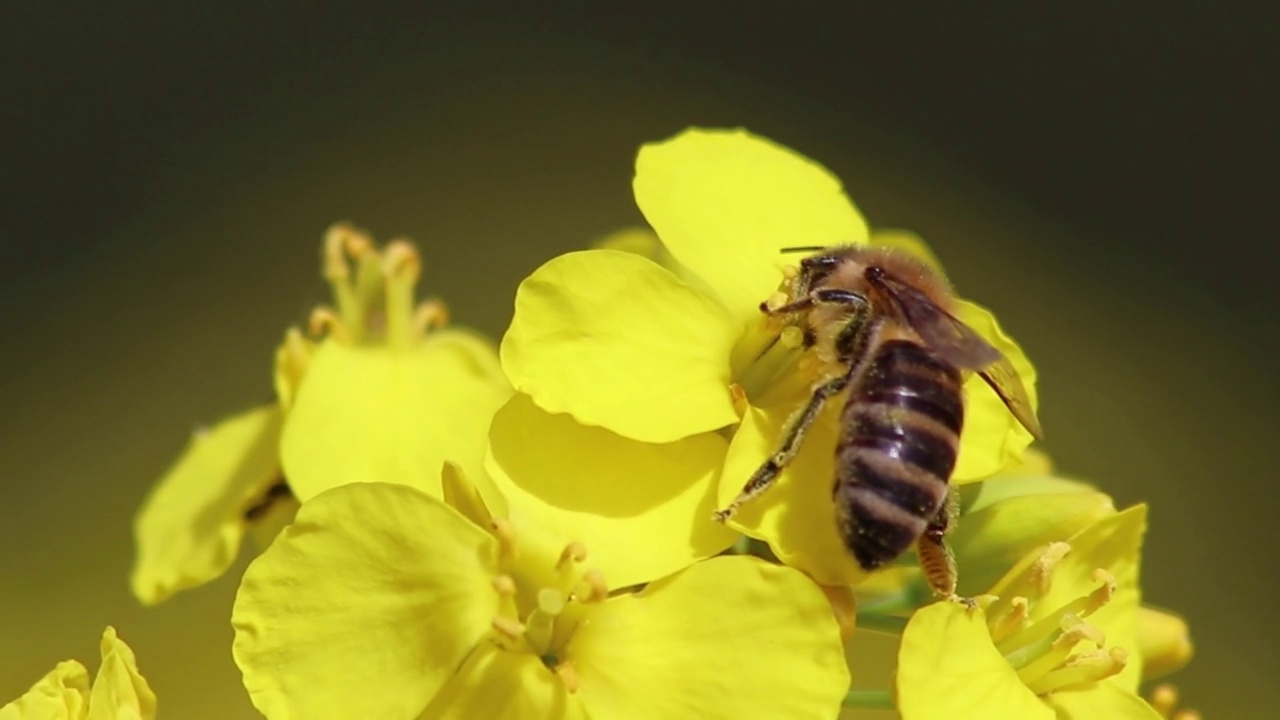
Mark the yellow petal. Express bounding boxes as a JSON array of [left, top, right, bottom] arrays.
[[419, 645, 585, 720], [282, 329, 511, 501], [86, 628, 156, 720], [485, 394, 736, 589], [569, 556, 848, 719], [1135, 606, 1194, 680], [897, 603, 1053, 720], [0, 661, 90, 720], [634, 128, 869, 320], [232, 483, 500, 720], [719, 403, 866, 586], [1043, 682, 1163, 719], [950, 477, 1116, 595], [952, 300, 1040, 482], [500, 249, 740, 443], [130, 404, 283, 605]]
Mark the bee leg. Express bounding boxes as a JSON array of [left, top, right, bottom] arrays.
[[712, 371, 852, 523], [760, 288, 866, 315], [916, 488, 970, 605]]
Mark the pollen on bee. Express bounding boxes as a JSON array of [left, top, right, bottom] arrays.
[[781, 264, 799, 280]]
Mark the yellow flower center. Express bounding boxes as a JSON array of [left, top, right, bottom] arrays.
[[312, 223, 449, 349], [985, 542, 1129, 695], [728, 265, 813, 409], [484, 520, 610, 693]]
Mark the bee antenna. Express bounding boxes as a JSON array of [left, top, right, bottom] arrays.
[[779, 245, 829, 255]]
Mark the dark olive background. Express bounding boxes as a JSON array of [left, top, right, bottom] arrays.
[[3, 5, 1275, 718]]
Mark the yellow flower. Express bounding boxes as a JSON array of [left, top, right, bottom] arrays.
[[896, 505, 1160, 719], [231, 469, 849, 719], [131, 224, 511, 604], [501, 127, 1038, 585], [1, 627, 156, 720]]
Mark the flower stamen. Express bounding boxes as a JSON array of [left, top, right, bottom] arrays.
[[492, 520, 519, 564], [381, 240, 421, 350], [989, 596, 1029, 644], [414, 299, 450, 335], [1024, 647, 1128, 695]]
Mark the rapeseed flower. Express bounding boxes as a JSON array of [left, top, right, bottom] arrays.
[[501, 127, 1038, 585], [897, 504, 1158, 718], [1, 627, 155, 720], [231, 468, 848, 719], [130, 224, 510, 604]]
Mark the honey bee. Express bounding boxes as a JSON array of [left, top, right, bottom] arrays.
[[713, 245, 1043, 599]]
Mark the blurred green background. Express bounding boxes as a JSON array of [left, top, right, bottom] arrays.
[[3, 5, 1274, 718]]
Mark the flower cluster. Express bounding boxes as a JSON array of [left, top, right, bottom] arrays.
[[5, 128, 1197, 719]]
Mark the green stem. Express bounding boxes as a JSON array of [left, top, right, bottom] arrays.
[[856, 579, 931, 616], [855, 612, 909, 635], [842, 689, 895, 710]]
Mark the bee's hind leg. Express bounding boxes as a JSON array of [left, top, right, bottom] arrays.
[[916, 488, 972, 606], [712, 372, 852, 523]]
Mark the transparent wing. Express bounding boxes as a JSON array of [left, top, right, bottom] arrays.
[[869, 271, 1043, 440], [978, 355, 1044, 440]]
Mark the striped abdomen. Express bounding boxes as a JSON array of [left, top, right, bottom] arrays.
[[834, 339, 964, 571]]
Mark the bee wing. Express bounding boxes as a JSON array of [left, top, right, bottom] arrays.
[[977, 355, 1044, 440], [869, 272, 1044, 440]]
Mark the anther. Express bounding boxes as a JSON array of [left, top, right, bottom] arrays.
[[990, 596, 1029, 643], [555, 661, 581, 694], [323, 223, 357, 281], [556, 542, 588, 570], [574, 569, 609, 604], [779, 325, 805, 349], [491, 520, 519, 563], [491, 616, 526, 642], [1025, 646, 1127, 695], [1082, 569, 1116, 616], [381, 240, 421, 282], [491, 575, 517, 596], [307, 307, 350, 342], [1029, 542, 1071, 595], [413, 299, 450, 334]]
